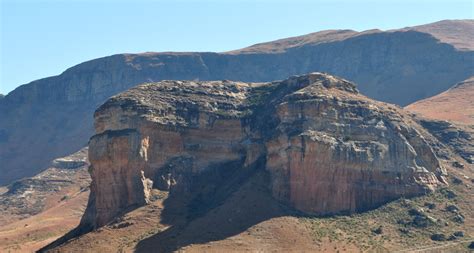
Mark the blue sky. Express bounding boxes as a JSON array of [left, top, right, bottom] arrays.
[[0, 0, 472, 95]]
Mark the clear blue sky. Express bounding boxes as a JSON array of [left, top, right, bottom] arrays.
[[0, 0, 472, 95]]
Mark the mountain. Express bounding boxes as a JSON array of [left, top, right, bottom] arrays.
[[404, 19, 474, 51], [42, 73, 473, 252], [1, 20, 473, 185], [406, 76, 474, 125], [231, 19, 474, 53]]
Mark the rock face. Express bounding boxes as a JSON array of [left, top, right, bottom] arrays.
[[1, 20, 473, 185], [80, 73, 446, 230]]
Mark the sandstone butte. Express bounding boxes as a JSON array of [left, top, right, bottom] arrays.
[[63, 72, 449, 238]]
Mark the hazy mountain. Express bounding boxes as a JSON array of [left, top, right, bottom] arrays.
[[0, 20, 473, 185]]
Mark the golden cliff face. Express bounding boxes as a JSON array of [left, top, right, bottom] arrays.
[[266, 83, 444, 215], [81, 73, 446, 230]]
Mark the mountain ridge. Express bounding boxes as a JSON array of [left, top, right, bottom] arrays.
[[228, 19, 473, 54], [1, 19, 473, 185], [4, 20, 473, 99]]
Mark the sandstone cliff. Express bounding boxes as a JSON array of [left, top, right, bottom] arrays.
[[0, 20, 472, 185], [77, 73, 446, 233]]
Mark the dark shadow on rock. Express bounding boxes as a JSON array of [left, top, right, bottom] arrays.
[[134, 157, 295, 253], [37, 225, 90, 253]]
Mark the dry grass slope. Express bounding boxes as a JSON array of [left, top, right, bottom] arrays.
[[0, 148, 90, 252], [47, 158, 473, 253], [406, 77, 474, 125]]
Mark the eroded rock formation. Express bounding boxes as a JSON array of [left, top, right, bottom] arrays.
[[80, 73, 447, 231]]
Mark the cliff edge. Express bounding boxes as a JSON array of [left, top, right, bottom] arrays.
[[78, 73, 447, 232]]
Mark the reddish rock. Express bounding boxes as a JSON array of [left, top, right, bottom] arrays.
[[81, 73, 446, 230]]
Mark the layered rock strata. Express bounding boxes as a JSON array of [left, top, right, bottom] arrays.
[[2, 20, 473, 186], [81, 73, 446, 230]]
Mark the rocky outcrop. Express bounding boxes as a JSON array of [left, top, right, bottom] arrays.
[[1, 20, 473, 185], [51, 149, 89, 169], [80, 73, 446, 230], [84, 79, 257, 228]]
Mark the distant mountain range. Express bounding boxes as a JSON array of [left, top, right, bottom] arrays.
[[0, 19, 473, 185]]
